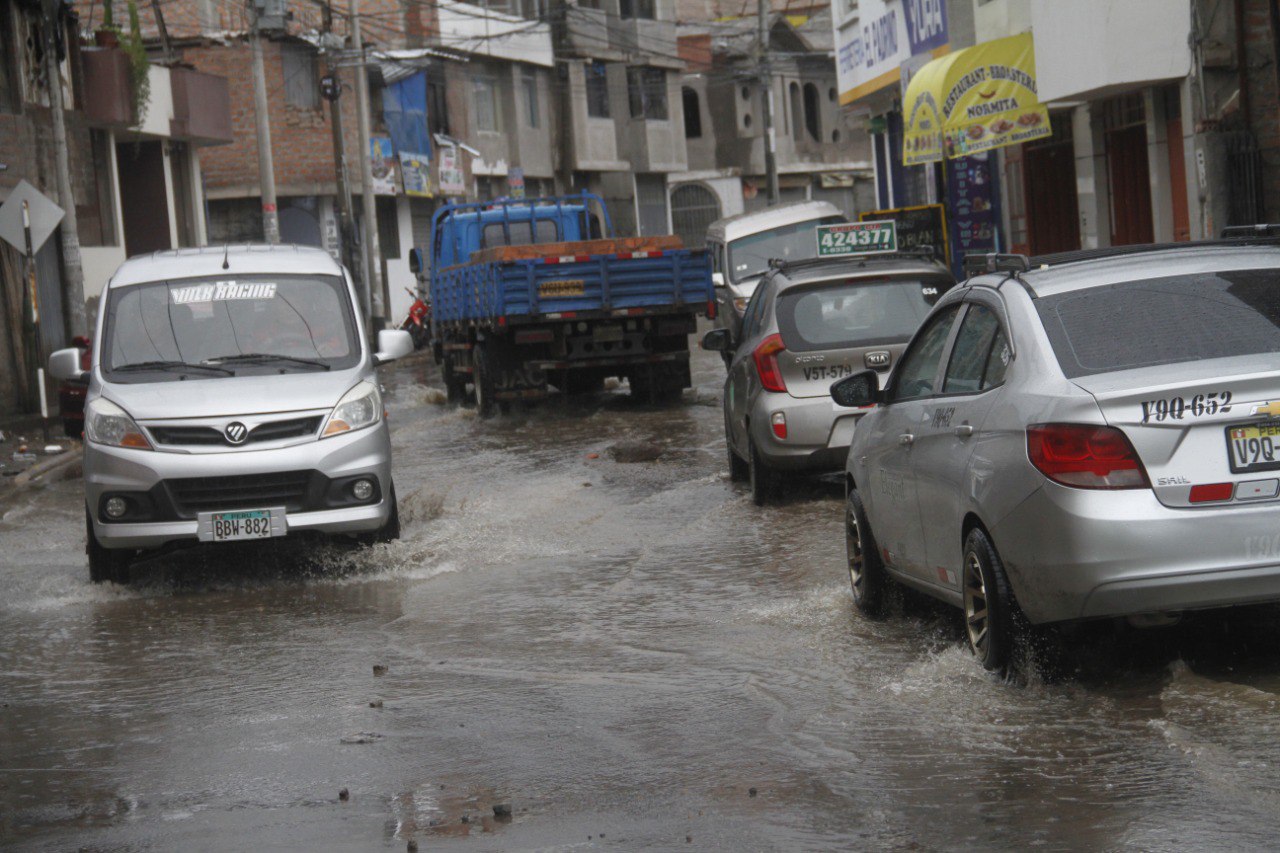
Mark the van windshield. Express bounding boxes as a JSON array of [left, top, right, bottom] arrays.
[[102, 275, 361, 383], [727, 215, 845, 284]]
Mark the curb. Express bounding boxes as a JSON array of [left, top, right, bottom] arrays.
[[7, 445, 83, 488]]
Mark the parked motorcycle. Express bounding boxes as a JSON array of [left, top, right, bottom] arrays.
[[400, 287, 431, 349]]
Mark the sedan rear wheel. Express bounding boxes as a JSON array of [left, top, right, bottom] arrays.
[[963, 528, 1017, 673], [748, 437, 781, 506], [846, 489, 886, 617]]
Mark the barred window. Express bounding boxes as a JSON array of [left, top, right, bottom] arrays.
[[626, 67, 667, 121], [585, 61, 609, 118]]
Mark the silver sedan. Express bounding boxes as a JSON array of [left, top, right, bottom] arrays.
[[835, 239, 1280, 673], [703, 254, 952, 505]]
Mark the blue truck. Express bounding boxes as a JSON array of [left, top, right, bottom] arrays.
[[416, 194, 715, 417]]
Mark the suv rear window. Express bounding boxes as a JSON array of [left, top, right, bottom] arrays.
[[1036, 269, 1280, 378], [776, 279, 942, 353]]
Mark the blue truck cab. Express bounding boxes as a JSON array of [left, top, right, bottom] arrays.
[[422, 193, 714, 416], [431, 201, 598, 268]]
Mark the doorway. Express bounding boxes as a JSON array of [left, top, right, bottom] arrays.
[[1102, 94, 1154, 246], [115, 140, 173, 256], [1023, 113, 1081, 254]]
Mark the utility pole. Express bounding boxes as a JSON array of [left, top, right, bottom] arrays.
[[351, 6, 385, 327], [248, 0, 281, 243], [757, 0, 779, 206], [42, 0, 87, 338], [319, 6, 366, 324]]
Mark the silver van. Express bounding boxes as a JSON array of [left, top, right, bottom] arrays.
[[704, 201, 846, 343], [48, 245, 414, 584]]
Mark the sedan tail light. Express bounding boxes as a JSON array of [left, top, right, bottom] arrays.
[[753, 333, 787, 393], [1027, 423, 1150, 489]]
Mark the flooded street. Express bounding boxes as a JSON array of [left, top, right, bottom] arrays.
[[5, 339, 1280, 851]]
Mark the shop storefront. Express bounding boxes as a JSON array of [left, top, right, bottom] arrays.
[[901, 31, 1051, 272]]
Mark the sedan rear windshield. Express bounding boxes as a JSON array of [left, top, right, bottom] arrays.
[[776, 279, 942, 353], [1035, 269, 1280, 378]]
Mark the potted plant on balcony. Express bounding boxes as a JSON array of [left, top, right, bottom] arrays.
[[123, 0, 151, 126], [94, 0, 120, 47]]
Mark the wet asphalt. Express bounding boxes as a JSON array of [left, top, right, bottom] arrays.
[[4, 335, 1280, 851]]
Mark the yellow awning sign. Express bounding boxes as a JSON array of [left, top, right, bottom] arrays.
[[903, 32, 1051, 165]]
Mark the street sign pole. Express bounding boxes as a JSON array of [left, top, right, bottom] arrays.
[[21, 200, 50, 440]]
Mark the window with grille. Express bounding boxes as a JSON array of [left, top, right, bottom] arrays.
[[619, 0, 655, 19], [586, 61, 610, 118], [473, 76, 499, 132], [523, 68, 540, 128], [627, 66, 667, 121], [0, 0, 19, 113], [427, 72, 449, 135]]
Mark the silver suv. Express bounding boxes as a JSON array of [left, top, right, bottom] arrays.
[[49, 245, 413, 584], [703, 252, 953, 504], [835, 236, 1280, 673]]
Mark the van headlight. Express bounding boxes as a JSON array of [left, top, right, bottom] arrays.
[[85, 398, 152, 449], [322, 382, 381, 437]]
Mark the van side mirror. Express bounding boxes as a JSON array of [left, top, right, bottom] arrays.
[[831, 369, 880, 408], [711, 271, 725, 288], [49, 347, 87, 382], [374, 329, 414, 365], [701, 328, 732, 353], [408, 248, 424, 275]]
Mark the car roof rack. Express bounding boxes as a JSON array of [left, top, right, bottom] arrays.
[[963, 253, 1032, 275], [1221, 224, 1280, 238], [768, 245, 942, 272], [1028, 232, 1280, 269]]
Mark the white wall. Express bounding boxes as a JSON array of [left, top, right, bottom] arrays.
[[80, 130, 127, 301], [437, 1, 554, 67], [974, 0, 1030, 43], [385, 196, 417, 320], [1031, 0, 1191, 103]]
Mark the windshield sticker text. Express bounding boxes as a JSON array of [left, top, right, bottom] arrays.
[[171, 281, 279, 304], [1140, 391, 1233, 423]]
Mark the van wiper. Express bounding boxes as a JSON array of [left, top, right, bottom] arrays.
[[113, 360, 234, 375], [206, 353, 331, 371]]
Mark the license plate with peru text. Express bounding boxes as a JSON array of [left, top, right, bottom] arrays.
[[199, 508, 284, 542], [1227, 421, 1280, 474]]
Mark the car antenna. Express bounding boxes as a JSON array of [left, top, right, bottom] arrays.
[[222, 244, 230, 270]]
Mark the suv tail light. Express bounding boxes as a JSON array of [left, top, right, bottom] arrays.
[[1027, 423, 1150, 489], [753, 333, 787, 393]]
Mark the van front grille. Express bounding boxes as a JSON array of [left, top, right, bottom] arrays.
[[164, 470, 315, 516], [149, 416, 322, 447]]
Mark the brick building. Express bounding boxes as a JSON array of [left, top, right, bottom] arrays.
[[1, 0, 230, 413]]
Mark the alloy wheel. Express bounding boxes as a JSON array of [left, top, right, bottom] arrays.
[[846, 504, 865, 599], [963, 551, 989, 658]]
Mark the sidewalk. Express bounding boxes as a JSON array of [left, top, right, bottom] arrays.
[[0, 413, 81, 505]]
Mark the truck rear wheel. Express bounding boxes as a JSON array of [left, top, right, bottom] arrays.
[[442, 355, 467, 404], [474, 346, 498, 419], [630, 362, 686, 404]]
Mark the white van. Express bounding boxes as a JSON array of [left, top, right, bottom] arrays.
[[704, 201, 846, 342], [49, 245, 414, 583]]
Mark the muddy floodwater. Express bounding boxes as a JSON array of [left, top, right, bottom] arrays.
[[5, 338, 1280, 851]]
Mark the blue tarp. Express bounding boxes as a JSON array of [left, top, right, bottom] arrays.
[[383, 71, 431, 159]]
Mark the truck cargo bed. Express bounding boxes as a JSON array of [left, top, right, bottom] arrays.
[[433, 247, 712, 326]]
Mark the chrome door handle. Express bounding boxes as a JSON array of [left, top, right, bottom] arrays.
[[954, 424, 974, 437], [898, 433, 915, 445]]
